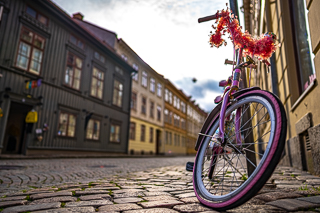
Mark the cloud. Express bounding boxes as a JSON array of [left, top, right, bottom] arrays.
[[175, 78, 223, 98]]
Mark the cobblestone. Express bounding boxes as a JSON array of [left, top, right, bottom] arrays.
[[1, 157, 320, 212]]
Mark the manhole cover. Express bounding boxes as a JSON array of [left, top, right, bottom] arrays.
[[0, 165, 26, 170], [91, 165, 117, 168]]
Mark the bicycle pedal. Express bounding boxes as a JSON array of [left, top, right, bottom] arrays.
[[186, 162, 194, 172]]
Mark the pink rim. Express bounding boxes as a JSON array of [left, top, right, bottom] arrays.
[[193, 90, 282, 208]]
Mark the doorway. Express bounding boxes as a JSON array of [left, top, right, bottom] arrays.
[[2, 102, 33, 154], [156, 129, 161, 155]]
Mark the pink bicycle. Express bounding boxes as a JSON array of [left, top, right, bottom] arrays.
[[191, 8, 287, 210]]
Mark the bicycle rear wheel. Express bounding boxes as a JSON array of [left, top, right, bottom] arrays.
[[193, 90, 286, 210]]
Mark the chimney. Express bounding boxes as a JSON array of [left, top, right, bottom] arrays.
[[72, 12, 84, 20]]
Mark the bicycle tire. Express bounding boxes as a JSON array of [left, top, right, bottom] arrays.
[[193, 90, 287, 210]]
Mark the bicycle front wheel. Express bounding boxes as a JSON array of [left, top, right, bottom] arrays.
[[193, 90, 286, 210]]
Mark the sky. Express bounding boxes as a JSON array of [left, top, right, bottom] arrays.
[[52, 0, 244, 112]]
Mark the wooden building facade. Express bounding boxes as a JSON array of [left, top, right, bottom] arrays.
[[0, 0, 134, 156]]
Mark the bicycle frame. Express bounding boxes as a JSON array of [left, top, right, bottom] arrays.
[[217, 48, 244, 145]]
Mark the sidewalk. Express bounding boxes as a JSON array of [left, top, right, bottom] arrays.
[[1, 165, 320, 212]]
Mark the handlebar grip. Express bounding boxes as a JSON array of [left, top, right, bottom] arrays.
[[198, 14, 219, 23]]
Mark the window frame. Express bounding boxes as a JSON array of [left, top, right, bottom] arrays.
[[149, 127, 154, 143], [150, 78, 155, 93], [289, 0, 315, 95], [142, 71, 148, 87], [110, 121, 121, 143], [69, 34, 85, 50], [64, 52, 83, 90], [25, 5, 49, 26], [15, 26, 46, 75], [129, 122, 136, 140], [90, 66, 104, 99], [86, 119, 100, 141], [150, 101, 154, 118], [157, 105, 161, 121], [131, 92, 137, 110], [157, 83, 162, 97], [112, 79, 124, 108], [140, 124, 146, 142], [141, 96, 147, 115], [57, 111, 77, 138]]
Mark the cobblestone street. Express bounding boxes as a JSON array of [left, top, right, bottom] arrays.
[[1, 157, 320, 212]]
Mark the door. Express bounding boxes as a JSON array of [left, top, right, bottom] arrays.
[[156, 129, 161, 155], [2, 102, 32, 154]]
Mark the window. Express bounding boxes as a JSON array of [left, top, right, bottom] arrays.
[[157, 105, 161, 121], [131, 92, 137, 110], [150, 78, 155, 92], [65, 52, 82, 90], [157, 83, 162, 97], [142, 71, 148, 87], [290, 0, 315, 94], [115, 67, 123, 75], [113, 80, 123, 107], [57, 112, 76, 137], [110, 123, 121, 143], [181, 118, 186, 130], [141, 97, 146, 114], [169, 112, 173, 124], [164, 109, 169, 123], [150, 101, 154, 118], [173, 96, 177, 107], [181, 102, 186, 113], [132, 72, 138, 81], [132, 64, 139, 81], [129, 122, 136, 140], [26, 6, 48, 25], [86, 119, 100, 140], [70, 35, 84, 49], [133, 63, 139, 71], [140, 125, 146, 141], [181, 136, 186, 147], [121, 54, 127, 61], [166, 131, 172, 145], [15, 27, 45, 75], [165, 89, 169, 102], [174, 134, 180, 146], [174, 114, 180, 127], [177, 98, 180, 110], [90, 67, 104, 99], [149, 127, 154, 143], [165, 131, 169, 145], [94, 52, 105, 63], [169, 92, 172, 104]]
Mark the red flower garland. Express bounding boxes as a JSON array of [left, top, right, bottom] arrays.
[[209, 8, 279, 60]]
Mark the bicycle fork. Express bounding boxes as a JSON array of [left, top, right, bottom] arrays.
[[218, 90, 242, 145]]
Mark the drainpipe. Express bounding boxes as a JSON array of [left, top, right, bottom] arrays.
[[265, 0, 279, 97]]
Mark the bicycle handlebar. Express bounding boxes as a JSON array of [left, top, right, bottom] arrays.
[[198, 13, 219, 23]]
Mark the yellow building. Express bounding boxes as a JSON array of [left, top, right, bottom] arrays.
[[243, 0, 320, 174], [186, 101, 207, 155], [162, 79, 189, 155], [115, 39, 164, 155]]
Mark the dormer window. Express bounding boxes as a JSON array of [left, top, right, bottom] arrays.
[[26, 6, 48, 25]]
